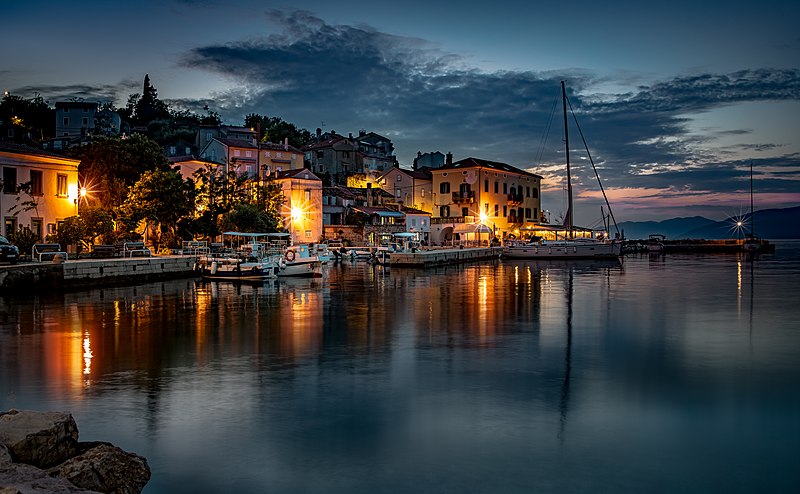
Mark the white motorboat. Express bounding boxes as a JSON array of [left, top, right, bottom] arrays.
[[278, 244, 322, 277]]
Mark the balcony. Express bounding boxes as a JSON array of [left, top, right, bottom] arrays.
[[507, 193, 524, 206], [507, 215, 523, 225], [452, 191, 475, 204]]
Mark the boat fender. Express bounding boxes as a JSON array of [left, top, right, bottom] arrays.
[[285, 250, 296, 262], [210, 261, 218, 275]]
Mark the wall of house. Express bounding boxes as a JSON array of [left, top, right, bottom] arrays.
[[0, 151, 80, 240], [280, 178, 323, 243]]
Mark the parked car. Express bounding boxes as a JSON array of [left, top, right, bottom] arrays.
[[0, 235, 20, 264]]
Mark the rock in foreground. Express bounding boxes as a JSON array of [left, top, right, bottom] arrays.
[[0, 410, 149, 494]]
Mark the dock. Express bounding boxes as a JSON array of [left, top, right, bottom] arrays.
[[0, 255, 197, 293], [387, 247, 503, 268]]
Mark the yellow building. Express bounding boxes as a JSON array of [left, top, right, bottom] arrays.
[[376, 167, 433, 213], [1, 145, 80, 240], [429, 157, 542, 244], [276, 169, 323, 244]]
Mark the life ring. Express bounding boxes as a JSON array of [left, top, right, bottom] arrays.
[[285, 250, 296, 262]]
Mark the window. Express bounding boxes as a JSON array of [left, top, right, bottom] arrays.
[[484, 179, 489, 192], [4, 217, 17, 237], [30, 219, 43, 241], [485, 203, 489, 213], [494, 181, 498, 193], [305, 189, 311, 201], [63, 107, 70, 113], [63, 117, 69, 126], [440, 205, 450, 217], [30, 170, 43, 195], [395, 187, 402, 199], [525, 208, 532, 219], [526, 186, 531, 197], [494, 204, 498, 216], [503, 183, 508, 194], [206, 132, 212, 141], [316, 150, 324, 159], [245, 150, 252, 158], [2, 167, 17, 193], [534, 208, 538, 219], [532, 188, 539, 198], [305, 230, 312, 238], [462, 207, 469, 217], [185, 147, 191, 155], [83, 107, 89, 113], [56, 174, 68, 196], [503, 205, 508, 217], [169, 146, 176, 155], [397, 175, 402, 182], [234, 150, 241, 157], [439, 182, 450, 194], [82, 117, 88, 126], [411, 218, 417, 227]]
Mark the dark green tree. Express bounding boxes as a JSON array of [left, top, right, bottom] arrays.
[[79, 207, 115, 247], [117, 169, 196, 252], [76, 134, 169, 209], [0, 92, 54, 142], [218, 204, 274, 233], [244, 114, 312, 148], [134, 74, 171, 126]]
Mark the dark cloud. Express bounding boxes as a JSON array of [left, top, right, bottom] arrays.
[[11, 80, 140, 106]]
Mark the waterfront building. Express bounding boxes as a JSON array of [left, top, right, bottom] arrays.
[[0, 144, 80, 240], [377, 167, 433, 213], [429, 156, 542, 244], [199, 137, 259, 178], [259, 140, 304, 178], [275, 169, 323, 244]]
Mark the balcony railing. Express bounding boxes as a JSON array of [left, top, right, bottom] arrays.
[[507, 193, 524, 206], [452, 191, 475, 204]]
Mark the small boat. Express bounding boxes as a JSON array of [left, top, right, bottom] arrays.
[[741, 162, 775, 254], [195, 232, 279, 281], [278, 244, 322, 277], [504, 81, 622, 260], [647, 234, 666, 253]]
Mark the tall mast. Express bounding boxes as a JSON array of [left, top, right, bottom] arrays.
[[562, 80, 573, 237], [750, 161, 755, 235]]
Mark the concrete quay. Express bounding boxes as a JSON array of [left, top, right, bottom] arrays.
[[0, 256, 198, 293], [387, 247, 503, 267]]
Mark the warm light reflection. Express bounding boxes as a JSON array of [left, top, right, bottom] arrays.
[[737, 258, 742, 315], [83, 332, 93, 376]]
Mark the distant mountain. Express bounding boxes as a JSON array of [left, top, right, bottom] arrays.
[[682, 206, 800, 239], [618, 216, 717, 240], [620, 206, 800, 240]]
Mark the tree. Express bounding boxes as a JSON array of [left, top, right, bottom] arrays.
[[244, 114, 312, 148], [134, 74, 171, 126], [219, 204, 274, 233], [7, 226, 38, 259], [78, 207, 115, 246], [117, 169, 196, 252], [47, 216, 84, 252], [0, 92, 54, 142], [76, 134, 169, 209]]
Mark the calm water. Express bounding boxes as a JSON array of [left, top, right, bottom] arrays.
[[2, 243, 800, 493]]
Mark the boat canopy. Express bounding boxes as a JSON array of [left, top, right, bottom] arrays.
[[393, 232, 416, 238]]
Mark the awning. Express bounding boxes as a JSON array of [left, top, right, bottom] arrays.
[[375, 211, 405, 218]]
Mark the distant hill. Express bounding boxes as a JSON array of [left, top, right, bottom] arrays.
[[618, 216, 717, 240], [620, 206, 800, 240], [681, 206, 800, 239]]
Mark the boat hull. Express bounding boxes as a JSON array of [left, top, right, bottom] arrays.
[[278, 258, 322, 277], [504, 241, 621, 259]]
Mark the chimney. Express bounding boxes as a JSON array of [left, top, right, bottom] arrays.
[[446, 152, 453, 165], [284, 137, 288, 151], [316, 128, 322, 137]]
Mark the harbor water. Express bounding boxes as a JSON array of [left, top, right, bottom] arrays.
[[2, 242, 799, 493]]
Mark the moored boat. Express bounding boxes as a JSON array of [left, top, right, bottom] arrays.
[[278, 244, 322, 277], [503, 81, 622, 261]]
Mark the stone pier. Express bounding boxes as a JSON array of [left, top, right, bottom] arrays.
[[0, 256, 198, 293]]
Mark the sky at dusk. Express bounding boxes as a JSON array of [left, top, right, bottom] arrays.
[[2, 0, 799, 224]]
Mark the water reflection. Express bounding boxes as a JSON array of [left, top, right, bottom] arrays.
[[1, 248, 799, 494]]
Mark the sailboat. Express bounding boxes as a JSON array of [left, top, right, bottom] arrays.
[[742, 162, 774, 254], [504, 81, 622, 260]]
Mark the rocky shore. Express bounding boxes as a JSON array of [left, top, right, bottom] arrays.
[[0, 410, 150, 493]]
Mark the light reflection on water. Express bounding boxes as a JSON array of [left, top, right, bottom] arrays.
[[2, 242, 800, 493]]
